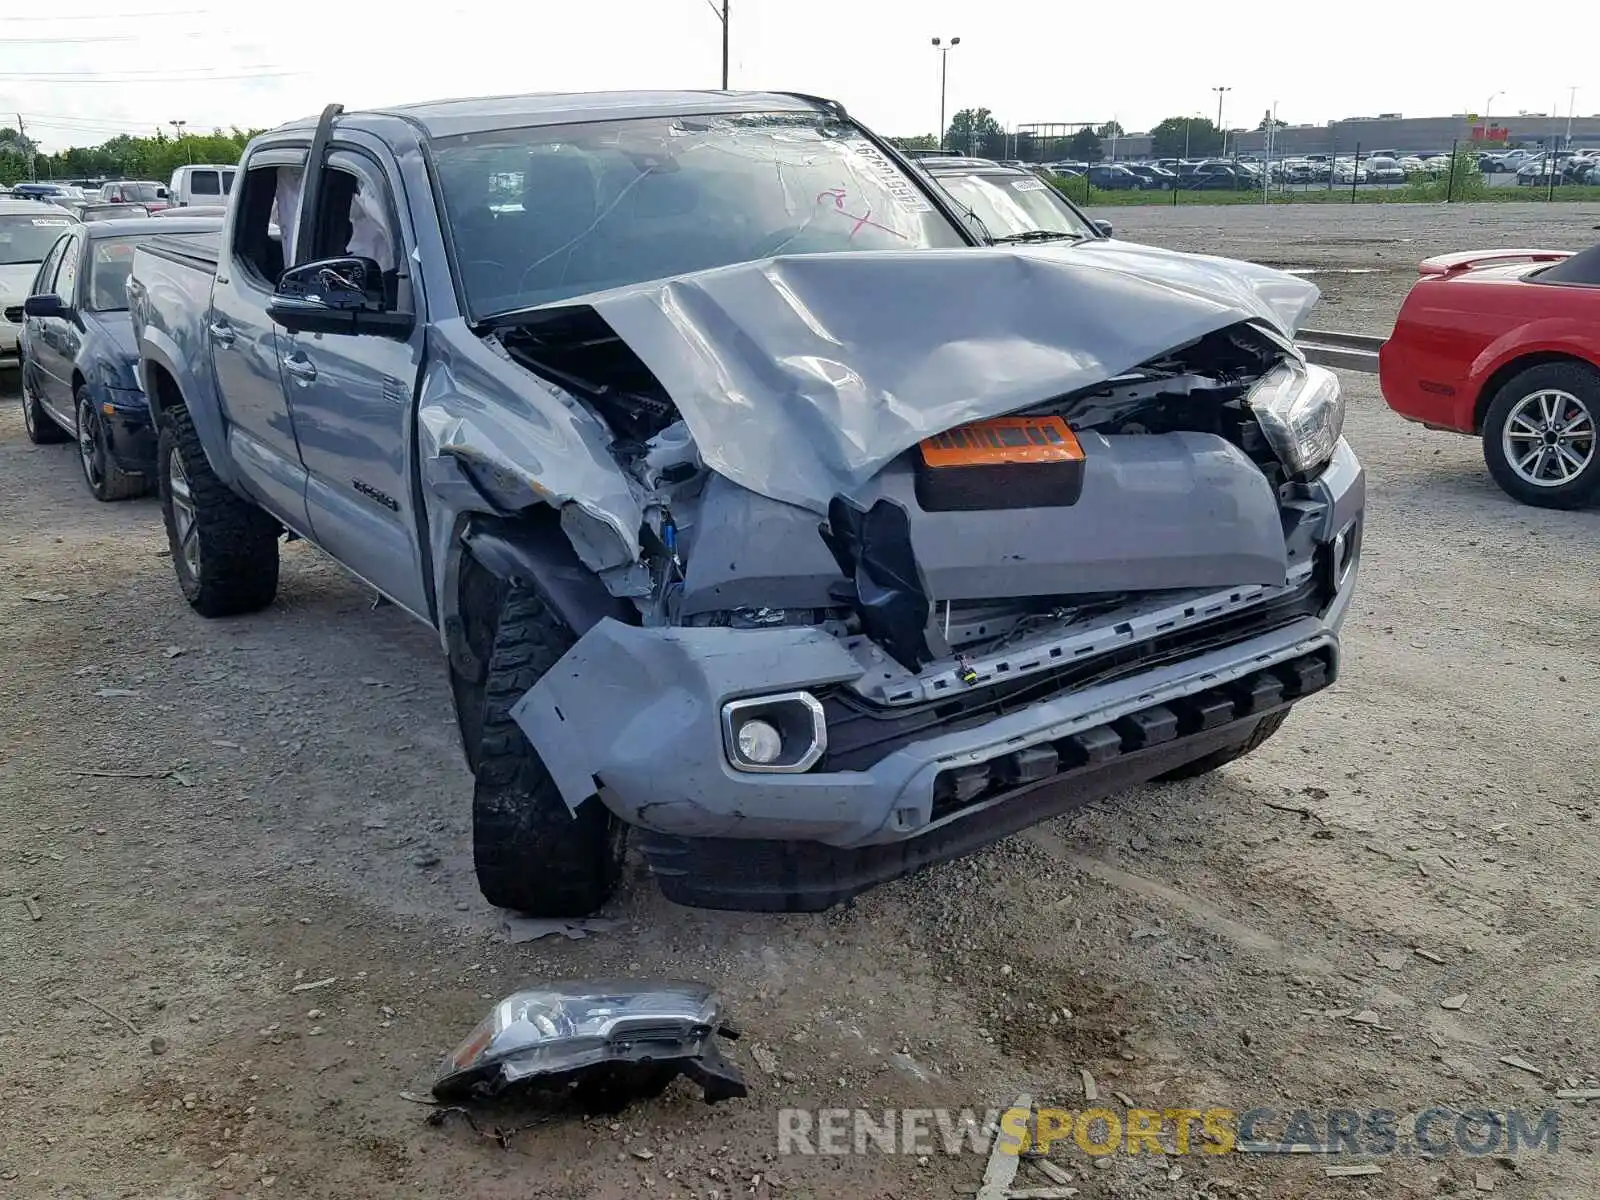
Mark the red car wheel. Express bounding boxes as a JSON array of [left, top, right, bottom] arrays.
[[1481, 361, 1600, 509]]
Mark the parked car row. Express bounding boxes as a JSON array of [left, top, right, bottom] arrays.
[[1, 163, 240, 213], [1020, 148, 1600, 190], [1, 194, 222, 495]]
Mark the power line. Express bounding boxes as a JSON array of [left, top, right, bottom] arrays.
[[0, 70, 301, 83], [0, 35, 138, 43], [0, 63, 289, 77], [3, 8, 206, 19]]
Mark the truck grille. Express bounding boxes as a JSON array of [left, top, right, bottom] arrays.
[[820, 571, 1327, 772], [928, 649, 1333, 821]]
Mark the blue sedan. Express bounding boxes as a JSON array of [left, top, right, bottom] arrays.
[[10, 216, 220, 500]]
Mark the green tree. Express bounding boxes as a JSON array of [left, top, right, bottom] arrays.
[[891, 134, 939, 152], [1257, 110, 1287, 131], [1097, 121, 1125, 139], [1150, 115, 1222, 159], [3, 126, 263, 185], [1067, 127, 1104, 162], [945, 107, 1003, 156]]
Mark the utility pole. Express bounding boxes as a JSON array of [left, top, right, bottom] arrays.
[[1212, 86, 1231, 155], [1565, 86, 1578, 149], [932, 36, 961, 152], [17, 112, 37, 180], [706, 0, 729, 89]]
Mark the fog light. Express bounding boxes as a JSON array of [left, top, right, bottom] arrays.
[[736, 719, 783, 765], [721, 692, 827, 774]]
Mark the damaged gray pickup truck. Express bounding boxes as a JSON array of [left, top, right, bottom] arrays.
[[127, 91, 1363, 917]]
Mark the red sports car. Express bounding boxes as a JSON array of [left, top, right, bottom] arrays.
[[1379, 245, 1600, 509]]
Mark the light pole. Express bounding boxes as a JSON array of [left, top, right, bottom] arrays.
[[706, 0, 729, 89], [932, 36, 960, 152], [1483, 90, 1503, 129], [1183, 111, 1203, 159], [1565, 86, 1578, 148], [169, 119, 190, 163], [1212, 86, 1231, 155]]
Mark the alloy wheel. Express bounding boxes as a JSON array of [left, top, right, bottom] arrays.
[[1500, 389, 1596, 488], [168, 445, 201, 578]]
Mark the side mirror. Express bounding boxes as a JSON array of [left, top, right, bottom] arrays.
[[1092, 220, 1114, 238], [3, 305, 23, 324], [157, 187, 169, 198], [23, 294, 67, 319], [267, 256, 412, 340]]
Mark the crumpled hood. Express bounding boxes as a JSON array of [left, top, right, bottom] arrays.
[[583, 243, 1318, 513]]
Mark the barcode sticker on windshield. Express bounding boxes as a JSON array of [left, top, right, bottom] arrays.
[[844, 142, 933, 212], [1011, 179, 1047, 192], [31, 218, 71, 226]]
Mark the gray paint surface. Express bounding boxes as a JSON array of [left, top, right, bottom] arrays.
[[586, 244, 1319, 514], [512, 584, 1357, 842], [680, 431, 1289, 615]]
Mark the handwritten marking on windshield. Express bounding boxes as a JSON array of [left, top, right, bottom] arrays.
[[815, 189, 907, 240]]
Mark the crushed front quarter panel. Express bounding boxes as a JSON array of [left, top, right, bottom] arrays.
[[510, 621, 867, 832], [579, 245, 1319, 512]]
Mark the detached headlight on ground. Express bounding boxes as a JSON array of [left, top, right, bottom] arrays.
[[721, 692, 827, 773], [432, 979, 747, 1107], [1247, 360, 1345, 476]]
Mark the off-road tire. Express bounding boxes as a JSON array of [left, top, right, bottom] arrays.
[[156, 406, 280, 617], [1155, 709, 1289, 782], [471, 582, 624, 916], [76, 386, 146, 501], [1481, 361, 1600, 510], [22, 377, 69, 444]]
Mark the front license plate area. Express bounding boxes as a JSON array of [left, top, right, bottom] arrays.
[[914, 417, 1087, 511]]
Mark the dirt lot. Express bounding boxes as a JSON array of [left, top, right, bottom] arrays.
[[1088, 198, 1600, 335], [2, 204, 1598, 1200]]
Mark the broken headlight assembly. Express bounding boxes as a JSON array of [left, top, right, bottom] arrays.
[[433, 980, 746, 1109], [1245, 360, 1345, 476]]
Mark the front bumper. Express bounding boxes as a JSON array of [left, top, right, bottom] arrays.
[[100, 388, 157, 474], [511, 439, 1364, 908]]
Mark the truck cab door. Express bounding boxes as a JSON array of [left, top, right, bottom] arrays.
[[281, 148, 432, 620], [211, 150, 312, 533]]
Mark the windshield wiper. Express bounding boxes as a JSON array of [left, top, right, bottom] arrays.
[[991, 230, 1085, 244]]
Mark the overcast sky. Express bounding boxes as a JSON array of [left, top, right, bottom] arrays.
[[4, 0, 1593, 152]]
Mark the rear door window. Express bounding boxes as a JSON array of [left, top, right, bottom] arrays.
[[191, 171, 221, 196], [52, 234, 82, 305]]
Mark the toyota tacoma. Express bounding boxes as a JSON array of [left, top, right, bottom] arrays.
[[128, 91, 1363, 916]]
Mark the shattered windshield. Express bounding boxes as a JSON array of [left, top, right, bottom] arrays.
[[931, 172, 1096, 242], [432, 111, 967, 319]]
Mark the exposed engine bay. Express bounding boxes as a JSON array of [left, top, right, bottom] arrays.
[[488, 305, 1337, 691]]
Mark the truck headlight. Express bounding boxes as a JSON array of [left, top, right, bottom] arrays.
[[1246, 361, 1345, 476]]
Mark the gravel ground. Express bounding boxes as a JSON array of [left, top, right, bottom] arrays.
[[2, 205, 1598, 1200]]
